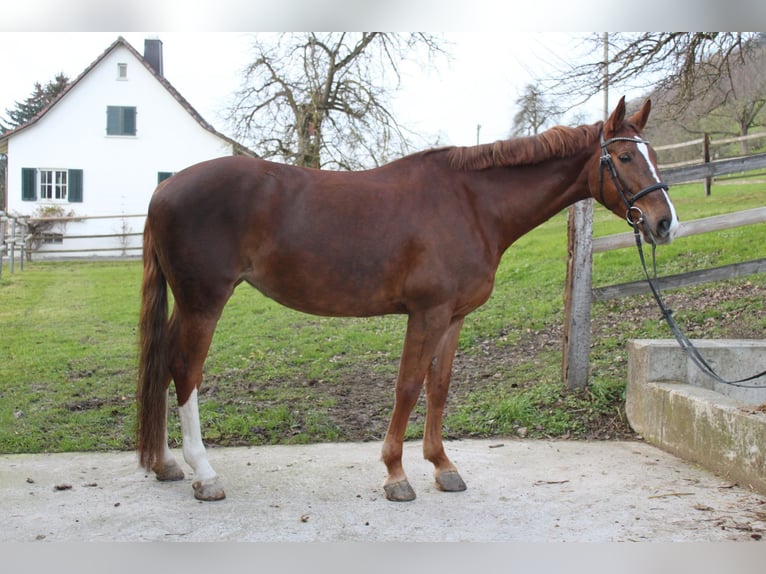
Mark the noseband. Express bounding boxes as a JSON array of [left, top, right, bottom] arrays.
[[598, 132, 669, 228]]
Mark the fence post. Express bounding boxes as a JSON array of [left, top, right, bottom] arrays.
[[562, 198, 594, 390], [0, 213, 5, 279], [703, 133, 711, 197], [19, 217, 26, 270], [9, 216, 16, 274]]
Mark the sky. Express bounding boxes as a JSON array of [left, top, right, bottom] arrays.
[[0, 32, 613, 151], [2, 0, 763, 155]]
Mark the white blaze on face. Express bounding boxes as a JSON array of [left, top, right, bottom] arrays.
[[635, 137, 680, 236]]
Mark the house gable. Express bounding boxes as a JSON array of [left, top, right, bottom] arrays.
[[1, 36, 255, 257], [3, 36, 253, 218]]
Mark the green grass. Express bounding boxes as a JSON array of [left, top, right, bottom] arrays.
[[1, 177, 764, 453]]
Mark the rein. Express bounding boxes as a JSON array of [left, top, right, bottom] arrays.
[[630, 227, 766, 389], [599, 132, 766, 389]]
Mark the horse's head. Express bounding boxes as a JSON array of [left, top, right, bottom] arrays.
[[589, 96, 679, 245]]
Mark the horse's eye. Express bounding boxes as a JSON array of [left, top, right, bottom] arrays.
[[618, 154, 631, 163]]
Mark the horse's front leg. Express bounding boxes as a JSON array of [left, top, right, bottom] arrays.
[[151, 389, 185, 482], [381, 307, 452, 501], [423, 317, 467, 493]]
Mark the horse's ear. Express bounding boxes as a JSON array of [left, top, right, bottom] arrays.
[[629, 99, 652, 132], [604, 96, 626, 136]]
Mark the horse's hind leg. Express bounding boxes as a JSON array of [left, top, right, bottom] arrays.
[[423, 317, 467, 493], [152, 389, 186, 482], [179, 387, 223, 500], [170, 310, 226, 501]]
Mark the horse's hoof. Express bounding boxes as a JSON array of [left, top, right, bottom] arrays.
[[435, 470, 467, 492], [192, 478, 226, 501], [384, 479, 416, 502], [153, 459, 185, 482]]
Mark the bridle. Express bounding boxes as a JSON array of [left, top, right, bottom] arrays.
[[598, 132, 766, 389], [598, 132, 670, 230]]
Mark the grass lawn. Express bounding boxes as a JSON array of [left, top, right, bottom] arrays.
[[1, 177, 764, 453]]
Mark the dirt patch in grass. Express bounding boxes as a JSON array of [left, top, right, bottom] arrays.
[[192, 279, 765, 448]]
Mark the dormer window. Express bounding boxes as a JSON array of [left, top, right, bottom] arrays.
[[117, 63, 128, 80]]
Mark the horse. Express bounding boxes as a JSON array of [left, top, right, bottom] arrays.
[[136, 96, 679, 502]]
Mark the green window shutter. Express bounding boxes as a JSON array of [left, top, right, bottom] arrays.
[[157, 172, 174, 184], [21, 168, 36, 201], [68, 169, 83, 202], [106, 106, 120, 135], [123, 107, 136, 135]]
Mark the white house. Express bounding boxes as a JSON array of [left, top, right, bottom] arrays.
[[0, 36, 254, 258]]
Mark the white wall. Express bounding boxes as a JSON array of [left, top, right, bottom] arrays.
[[6, 42, 236, 256]]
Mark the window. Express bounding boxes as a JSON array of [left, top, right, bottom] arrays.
[[21, 168, 83, 203], [157, 172, 175, 184], [117, 63, 128, 79], [40, 169, 68, 200], [106, 106, 136, 136], [41, 232, 64, 244]]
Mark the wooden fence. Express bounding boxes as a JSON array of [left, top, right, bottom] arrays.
[[591, 206, 766, 302], [0, 211, 27, 278], [656, 131, 766, 195], [1, 212, 145, 278], [563, 131, 766, 390]]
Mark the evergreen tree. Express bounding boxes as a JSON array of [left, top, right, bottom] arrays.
[[1, 73, 69, 132], [1, 73, 69, 208]]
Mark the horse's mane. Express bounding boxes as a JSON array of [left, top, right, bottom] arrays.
[[445, 122, 602, 171]]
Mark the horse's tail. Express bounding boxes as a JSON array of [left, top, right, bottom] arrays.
[[136, 220, 170, 472]]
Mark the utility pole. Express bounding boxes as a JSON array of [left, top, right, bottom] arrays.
[[603, 32, 609, 121]]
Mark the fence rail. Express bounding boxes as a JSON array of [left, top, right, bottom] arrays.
[[592, 258, 766, 302], [592, 206, 766, 253], [661, 152, 766, 185]]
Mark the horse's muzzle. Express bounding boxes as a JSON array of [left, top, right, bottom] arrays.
[[644, 215, 677, 245]]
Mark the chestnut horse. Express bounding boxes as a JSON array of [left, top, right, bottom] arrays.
[[137, 97, 678, 502]]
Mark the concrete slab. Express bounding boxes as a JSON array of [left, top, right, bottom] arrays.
[[627, 339, 766, 495], [627, 339, 766, 404], [2, 439, 765, 542]]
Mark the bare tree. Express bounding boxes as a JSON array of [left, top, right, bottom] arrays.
[[637, 37, 766, 160], [698, 43, 766, 152], [511, 83, 561, 136], [542, 33, 764, 112], [228, 33, 446, 170]]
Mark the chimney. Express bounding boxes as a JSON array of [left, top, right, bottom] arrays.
[[144, 38, 164, 76]]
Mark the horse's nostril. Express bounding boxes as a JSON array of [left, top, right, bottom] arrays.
[[657, 218, 671, 237]]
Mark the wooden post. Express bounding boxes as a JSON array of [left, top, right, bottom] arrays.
[[0, 214, 5, 279], [19, 217, 26, 270], [703, 133, 711, 197], [9, 216, 16, 274], [562, 198, 593, 390]]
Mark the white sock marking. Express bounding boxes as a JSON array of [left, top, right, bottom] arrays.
[[178, 388, 217, 483]]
